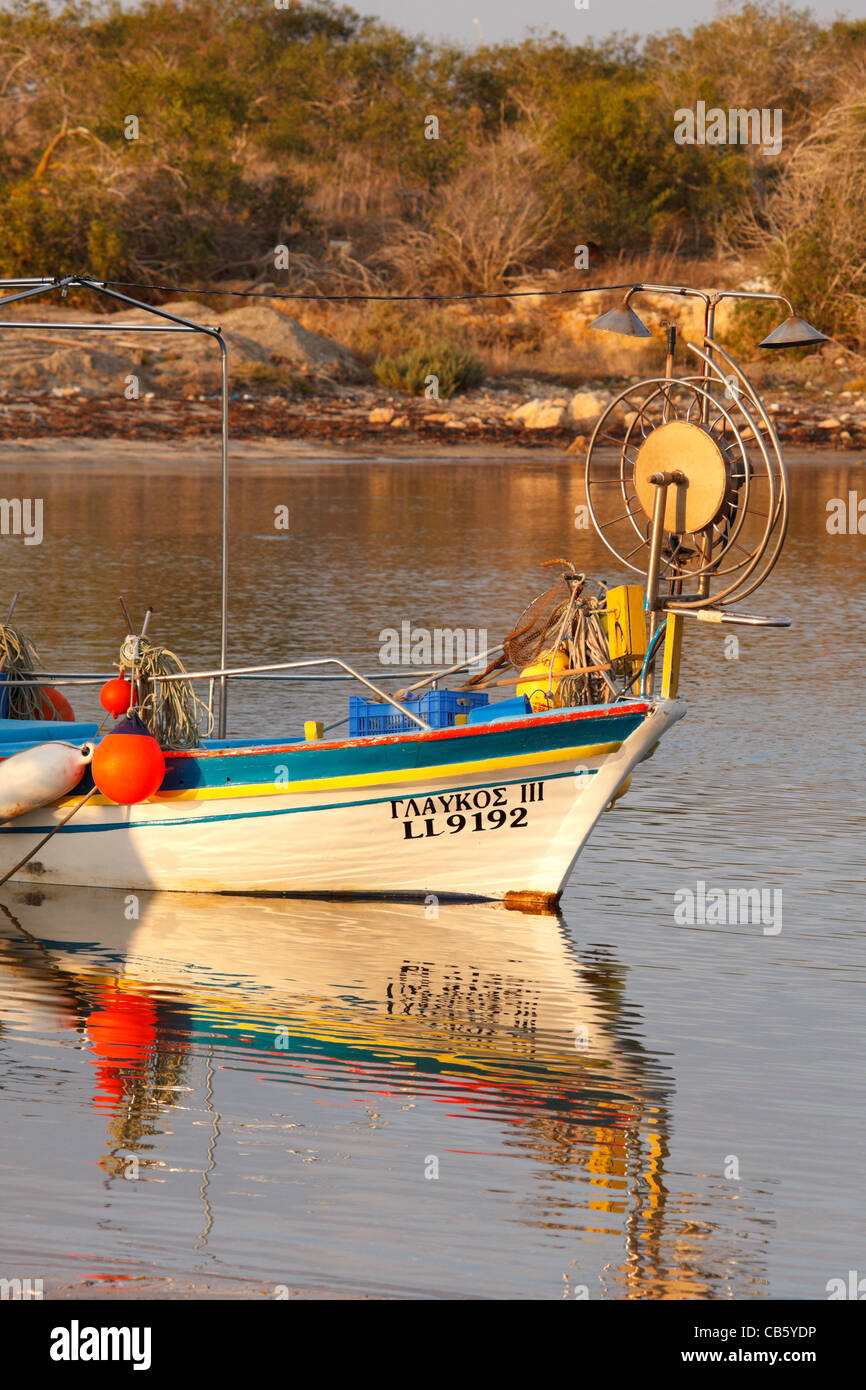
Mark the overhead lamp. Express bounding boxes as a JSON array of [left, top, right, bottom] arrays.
[[589, 292, 653, 339], [758, 314, 830, 349]]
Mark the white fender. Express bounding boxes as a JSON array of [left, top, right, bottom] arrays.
[[0, 741, 94, 821]]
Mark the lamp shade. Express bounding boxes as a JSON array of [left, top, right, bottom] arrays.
[[589, 305, 653, 338], [758, 315, 829, 348]]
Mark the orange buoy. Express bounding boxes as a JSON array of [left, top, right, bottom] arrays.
[[92, 713, 165, 805], [87, 987, 158, 1109], [100, 676, 135, 718], [38, 686, 76, 722]]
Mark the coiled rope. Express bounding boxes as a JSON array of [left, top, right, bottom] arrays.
[[126, 639, 212, 750], [0, 624, 61, 721]]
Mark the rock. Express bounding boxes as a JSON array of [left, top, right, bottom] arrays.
[[390, 415, 410, 428], [511, 399, 569, 429], [565, 435, 588, 454], [369, 406, 395, 423], [817, 417, 842, 429], [568, 390, 610, 426], [445, 419, 467, 430]]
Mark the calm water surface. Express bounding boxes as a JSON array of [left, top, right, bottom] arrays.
[[0, 449, 863, 1299]]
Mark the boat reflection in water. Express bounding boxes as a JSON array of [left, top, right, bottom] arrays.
[[0, 888, 768, 1298]]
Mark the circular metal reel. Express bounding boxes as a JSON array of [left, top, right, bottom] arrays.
[[680, 339, 789, 607], [584, 342, 789, 607]]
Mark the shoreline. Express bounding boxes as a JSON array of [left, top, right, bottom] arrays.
[[1, 384, 866, 462], [0, 436, 863, 467]]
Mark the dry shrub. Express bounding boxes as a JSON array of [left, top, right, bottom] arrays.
[[733, 75, 866, 345], [331, 302, 473, 359], [379, 130, 561, 294]]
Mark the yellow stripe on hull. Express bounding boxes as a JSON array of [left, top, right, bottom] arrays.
[[56, 739, 622, 809]]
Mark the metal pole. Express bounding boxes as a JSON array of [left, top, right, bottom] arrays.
[[698, 300, 715, 602], [218, 335, 229, 737], [662, 324, 676, 423], [0, 278, 57, 288], [79, 276, 223, 333], [701, 299, 716, 425], [0, 279, 72, 314], [645, 470, 685, 638]]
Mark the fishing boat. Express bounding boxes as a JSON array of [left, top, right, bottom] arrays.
[[0, 275, 827, 907]]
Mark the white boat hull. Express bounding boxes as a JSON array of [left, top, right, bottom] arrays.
[[0, 699, 685, 902]]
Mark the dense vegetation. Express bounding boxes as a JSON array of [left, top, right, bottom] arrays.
[[0, 1, 865, 345]]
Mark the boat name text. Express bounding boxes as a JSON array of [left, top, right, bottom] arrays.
[[390, 781, 543, 838]]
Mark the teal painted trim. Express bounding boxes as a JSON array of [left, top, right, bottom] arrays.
[[160, 709, 645, 792]]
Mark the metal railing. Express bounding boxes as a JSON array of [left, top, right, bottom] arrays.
[[0, 273, 231, 733], [0, 644, 507, 736]]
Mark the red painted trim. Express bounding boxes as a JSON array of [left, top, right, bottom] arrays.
[[168, 701, 652, 762]]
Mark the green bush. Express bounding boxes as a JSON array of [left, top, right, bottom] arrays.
[[232, 363, 316, 396], [373, 343, 484, 397]]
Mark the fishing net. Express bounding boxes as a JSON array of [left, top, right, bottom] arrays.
[[466, 559, 612, 707], [0, 624, 62, 720], [125, 639, 212, 750]]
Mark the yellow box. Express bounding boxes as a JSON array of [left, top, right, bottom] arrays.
[[606, 585, 647, 672], [661, 613, 684, 698]]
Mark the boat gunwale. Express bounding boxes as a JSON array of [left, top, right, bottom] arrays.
[[166, 699, 655, 761]]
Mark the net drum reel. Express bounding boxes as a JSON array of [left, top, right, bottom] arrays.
[[585, 338, 790, 615], [582, 283, 829, 695]]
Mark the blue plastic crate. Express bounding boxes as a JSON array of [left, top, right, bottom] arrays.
[[349, 688, 489, 736]]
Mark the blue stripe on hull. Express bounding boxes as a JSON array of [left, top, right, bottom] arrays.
[[4, 765, 593, 835]]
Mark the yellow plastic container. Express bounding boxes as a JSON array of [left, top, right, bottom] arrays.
[[517, 646, 570, 713]]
